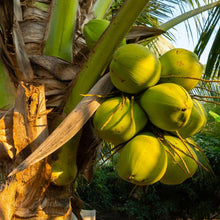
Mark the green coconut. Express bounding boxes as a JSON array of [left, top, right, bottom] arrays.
[[177, 99, 207, 138], [159, 48, 203, 91], [110, 44, 161, 94], [83, 19, 126, 50], [160, 134, 198, 185], [93, 96, 148, 145], [140, 83, 193, 131], [117, 132, 168, 185]]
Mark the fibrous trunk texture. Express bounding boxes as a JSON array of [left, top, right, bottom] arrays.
[[0, 0, 76, 218], [0, 83, 74, 219]]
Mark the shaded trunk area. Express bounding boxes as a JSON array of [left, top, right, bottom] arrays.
[[0, 83, 75, 219], [0, 0, 78, 218], [0, 0, 102, 218]]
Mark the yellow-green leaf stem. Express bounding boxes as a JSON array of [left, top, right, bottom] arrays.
[[93, 0, 114, 19], [66, 0, 150, 112], [0, 59, 15, 108], [43, 0, 78, 62]]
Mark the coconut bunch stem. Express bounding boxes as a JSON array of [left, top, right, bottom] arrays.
[[99, 95, 135, 131], [175, 132, 209, 172], [185, 139, 204, 152], [159, 131, 208, 177], [185, 138, 215, 176], [100, 96, 126, 130], [162, 138, 192, 176]]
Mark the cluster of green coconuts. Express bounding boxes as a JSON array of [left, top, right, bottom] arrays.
[[83, 19, 207, 186]]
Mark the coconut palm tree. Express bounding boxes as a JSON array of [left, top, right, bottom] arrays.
[[0, 0, 219, 219]]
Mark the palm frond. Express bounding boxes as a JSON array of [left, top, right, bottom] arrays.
[[204, 27, 220, 79], [194, 6, 220, 79]]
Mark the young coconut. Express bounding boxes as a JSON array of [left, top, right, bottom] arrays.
[[110, 44, 161, 94], [176, 99, 207, 138], [160, 134, 198, 185], [159, 48, 203, 91], [139, 83, 193, 131], [93, 96, 148, 145], [83, 19, 126, 51], [117, 132, 168, 185]]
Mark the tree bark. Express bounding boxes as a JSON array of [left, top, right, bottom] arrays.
[[0, 83, 75, 219], [0, 0, 83, 218]]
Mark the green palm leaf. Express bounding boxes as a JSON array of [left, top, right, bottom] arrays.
[[194, 6, 220, 79]]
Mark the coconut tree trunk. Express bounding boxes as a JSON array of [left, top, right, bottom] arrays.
[[0, 84, 74, 219], [0, 0, 76, 218]]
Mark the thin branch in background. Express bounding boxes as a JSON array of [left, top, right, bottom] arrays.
[[160, 75, 220, 82], [128, 184, 138, 198], [137, 186, 144, 200], [145, 185, 149, 194], [164, 143, 191, 176], [176, 131, 209, 172], [192, 98, 220, 105], [94, 144, 123, 170], [185, 139, 204, 153], [194, 86, 220, 96], [190, 94, 220, 99]]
